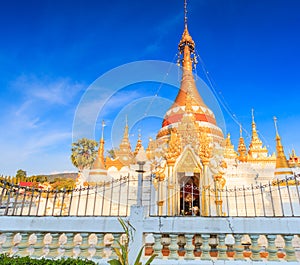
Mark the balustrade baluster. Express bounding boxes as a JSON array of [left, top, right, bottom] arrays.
[[63, 233, 74, 258], [200, 234, 211, 260], [193, 234, 202, 258], [249, 234, 261, 261], [79, 233, 90, 259], [169, 234, 178, 259], [47, 233, 60, 259], [283, 235, 297, 261], [218, 234, 227, 260], [233, 234, 244, 260], [31, 233, 45, 258], [266, 234, 279, 261], [17, 232, 29, 257], [110, 233, 119, 259], [152, 234, 163, 259], [185, 234, 194, 260], [94, 233, 104, 260], [1, 232, 14, 255]]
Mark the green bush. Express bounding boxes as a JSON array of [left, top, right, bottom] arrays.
[[0, 254, 96, 265]]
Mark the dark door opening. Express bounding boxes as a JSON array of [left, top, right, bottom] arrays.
[[180, 175, 200, 216]]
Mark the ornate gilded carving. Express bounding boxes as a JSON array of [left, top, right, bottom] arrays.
[[165, 130, 181, 165], [198, 132, 213, 164], [153, 160, 166, 181], [146, 137, 156, 160], [176, 148, 200, 173], [288, 149, 300, 167], [176, 94, 201, 152]]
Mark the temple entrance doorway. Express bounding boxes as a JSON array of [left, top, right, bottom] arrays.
[[178, 173, 200, 216]]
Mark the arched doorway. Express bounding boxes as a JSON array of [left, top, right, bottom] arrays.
[[174, 147, 202, 216], [179, 174, 200, 215]]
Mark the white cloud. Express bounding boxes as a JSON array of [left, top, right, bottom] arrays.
[[0, 75, 86, 176], [11, 74, 84, 105], [0, 130, 73, 176], [25, 131, 72, 156], [72, 89, 143, 140]]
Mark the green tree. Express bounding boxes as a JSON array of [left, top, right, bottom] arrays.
[[51, 178, 75, 190], [71, 138, 98, 171], [35, 175, 48, 183], [107, 149, 116, 159], [16, 169, 27, 180]]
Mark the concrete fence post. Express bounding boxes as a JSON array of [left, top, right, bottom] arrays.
[[128, 205, 145, 264]]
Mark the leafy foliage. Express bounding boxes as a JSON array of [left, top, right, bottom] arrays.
[[107, 149, 116, 159], [33, 175, 48, 183], [108, 218, 157, 265], [71, 138, 98, 171], [0, 254, 96, 264], [50, 177, 76, 190], [16, 169, 27, 179]]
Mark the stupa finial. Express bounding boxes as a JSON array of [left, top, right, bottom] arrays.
[[273, 116, 279, 137], [184, 0, 188, 29], [101, 120, 105, 140]]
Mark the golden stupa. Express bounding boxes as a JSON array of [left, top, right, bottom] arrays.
[[87, 0, 299, 216]]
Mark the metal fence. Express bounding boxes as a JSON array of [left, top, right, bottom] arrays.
[[0, 174, 299, 217], [176, 175, 300, 217], [0, 175, 152, 217]]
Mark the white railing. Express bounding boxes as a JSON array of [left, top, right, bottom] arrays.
[[0, 206, 299, 264]]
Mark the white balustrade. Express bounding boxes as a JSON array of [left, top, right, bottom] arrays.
[[0, 210, 299, 264]]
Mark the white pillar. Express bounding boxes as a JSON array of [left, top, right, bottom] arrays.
[[128, 205, 144, 264]]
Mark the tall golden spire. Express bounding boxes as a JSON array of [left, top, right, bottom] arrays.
[[237, 125, 247, 162], [113, 116, 133, 164], [224, 133, 237, 159], [251, 109, 257, 136], [273, 117, 292, 177], [162, 0, 206, 112], [123, 115, 129, 142], [184, 0, 188, 29], [92, 120, 106, 170], [249, 109, 261, 145], [134, 129, 143, 156], [248, 109, 269, 160], [158, 0, 224, 145], [119, 115, 131, 151], [178, 0, 195, 71]]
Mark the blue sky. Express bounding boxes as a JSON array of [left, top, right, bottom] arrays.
[[0, 0, 299, 176]]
